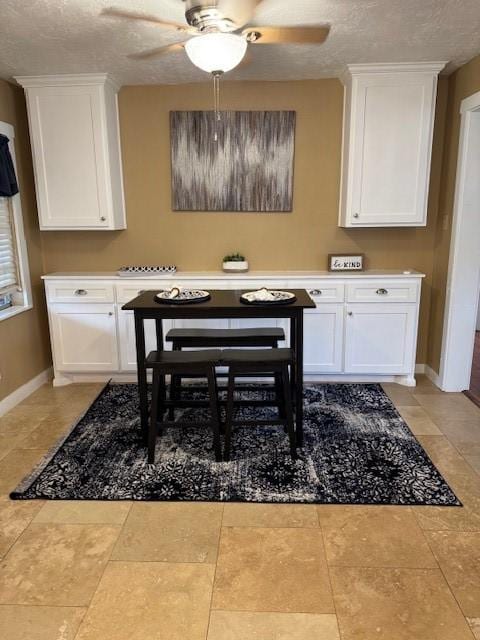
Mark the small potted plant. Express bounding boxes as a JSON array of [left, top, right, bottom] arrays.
[[222, 253, 249, 273]]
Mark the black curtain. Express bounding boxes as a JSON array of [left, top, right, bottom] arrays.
[[0, 134, 19, 197]]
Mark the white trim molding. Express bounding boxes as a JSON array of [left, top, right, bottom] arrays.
[[439, 89, 480, 391], [15, 73, 121, 92], [424, 365, 441, 388], [0, 367, 53, 417], [0, 120, 33, 322], [346, 62, 447, 76]]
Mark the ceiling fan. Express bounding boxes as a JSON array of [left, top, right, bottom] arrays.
[[101, 0, 330, 74]]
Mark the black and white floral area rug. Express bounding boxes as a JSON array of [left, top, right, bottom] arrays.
[[11, 383, 460, 506]]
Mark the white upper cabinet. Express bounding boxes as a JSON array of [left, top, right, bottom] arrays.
[[339, 63, 446, 228], [15, 74, 126, 230]]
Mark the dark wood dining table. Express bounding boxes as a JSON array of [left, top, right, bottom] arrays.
[[122, 289, 315, 447]]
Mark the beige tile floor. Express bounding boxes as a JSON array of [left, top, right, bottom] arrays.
[[0, 377, 478, 639]]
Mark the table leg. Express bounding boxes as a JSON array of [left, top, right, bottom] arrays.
[[155, 319, 166, 417], [290, 316, 297, 402], [134, 313, 149, 437], [294, 311, 304, 447]]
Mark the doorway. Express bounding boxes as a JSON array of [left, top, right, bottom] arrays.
[[464, 305, 480, 406], [439, 90, 480, 392]]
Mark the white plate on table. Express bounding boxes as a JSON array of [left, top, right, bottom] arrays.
[[155, 289, 211, 304], [240, 290, 296, 305]]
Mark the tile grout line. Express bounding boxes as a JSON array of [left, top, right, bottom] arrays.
[[69, 502, 134, 640], [0, 521, 126, 611], [419, 526, 478, 638], [204, 503, 225, 640], [0, 503, 43, 561], [0, 602, 89, 609], [316, 518, 341, 635], [447, 437, 480, 474]]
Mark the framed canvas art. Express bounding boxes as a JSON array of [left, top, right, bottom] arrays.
[[170, 110, 295, 212]]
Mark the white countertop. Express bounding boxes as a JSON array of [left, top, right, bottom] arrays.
[[42, 269, 425, 280]]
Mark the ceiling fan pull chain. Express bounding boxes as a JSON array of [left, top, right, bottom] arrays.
[[213, 71, 222, 141]]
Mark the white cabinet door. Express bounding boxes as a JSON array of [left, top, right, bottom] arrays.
[[339, 63, 444, 227], [303, 304, 344, 373], [118, 312, 173, 372], [25, 85, 109, 229], [50, 304, 119, 372], [344, 303, 416, 374], [16, 75, 126, 230]]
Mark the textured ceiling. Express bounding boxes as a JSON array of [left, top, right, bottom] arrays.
[[1, 0, 479, 85]]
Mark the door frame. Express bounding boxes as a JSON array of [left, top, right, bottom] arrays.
[[439, 90, 480, 391]]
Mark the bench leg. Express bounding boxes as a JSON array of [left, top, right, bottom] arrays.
[[148, 369, 161, 464], [282, 364, 297, 460], [157, 374, 166, 424], [275, 373, 286, 421], [224, 370, 236, 462], [169, 345, 181, 421], [207, 367, 222, 462]]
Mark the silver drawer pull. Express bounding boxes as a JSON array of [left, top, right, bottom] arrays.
[[376, 288, 388, 295], [108, 312, 113, 316], [348, 311, 353, 316], [74, 289, 87, 296], [309, 289, 322, 296], [353, 213, 360, 219]]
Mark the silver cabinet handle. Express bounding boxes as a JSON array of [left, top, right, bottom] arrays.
[[100, 216, 106, 222], [108, 312, 113, 316], [353, 213, 359, 219], [348, 311, 353, 316], [309, 289, 322, 296], [376, 288, 388, 295], [75, 289, 87, 296]]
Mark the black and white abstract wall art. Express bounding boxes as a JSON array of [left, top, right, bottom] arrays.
[[170, 110, 296, 212]]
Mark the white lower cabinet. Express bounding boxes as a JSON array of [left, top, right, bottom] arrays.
[[303, 304, 344, 373], [49, 304, 118, 372], [344, 303, 417, 374], [119, 313, 170, 372], [44, 273, 423, 386]]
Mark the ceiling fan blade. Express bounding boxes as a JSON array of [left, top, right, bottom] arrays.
[[128, 42, 186, 61], [242, 26, 330, 45], [101, 7, 193, 33]]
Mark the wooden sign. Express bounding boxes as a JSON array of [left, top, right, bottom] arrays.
[[328, 254, 364, 271]]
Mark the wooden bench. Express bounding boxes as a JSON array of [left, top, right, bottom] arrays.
[[146, 349, 222, 463], [165, 327, 286, 419], [220, 348, 296, 461]]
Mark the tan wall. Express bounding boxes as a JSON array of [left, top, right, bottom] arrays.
[[40, 79, 449, 364], [0, 80, 51, 402], [428, 55, 480, 373]]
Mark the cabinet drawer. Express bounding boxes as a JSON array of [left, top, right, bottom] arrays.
[[116, 283, 174, 305], [346, 280, 419, 303], [46, 281, 115, 303], [290, 281, 345, 303]]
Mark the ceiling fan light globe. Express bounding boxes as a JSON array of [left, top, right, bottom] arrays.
[[185, 33, 247, 73]]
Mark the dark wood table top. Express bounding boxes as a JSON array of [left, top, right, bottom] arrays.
[[122, 289, 315, 316]]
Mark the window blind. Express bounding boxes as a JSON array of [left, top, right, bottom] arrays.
[[0, 196, 19, 295]]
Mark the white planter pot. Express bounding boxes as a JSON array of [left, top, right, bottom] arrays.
[[222, 260, 249, 273]]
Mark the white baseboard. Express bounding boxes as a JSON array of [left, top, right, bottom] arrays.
[[424, 365, 441, 388], [0, 367, 53, 417], [415, 364, 426, 374]]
